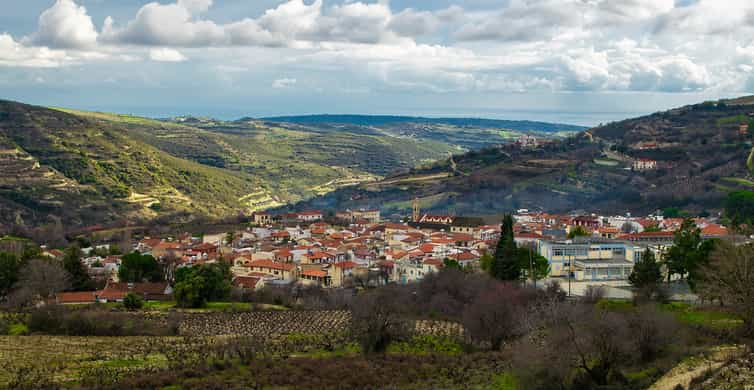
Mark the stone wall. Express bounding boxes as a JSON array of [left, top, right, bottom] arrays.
[[176, 310, 465, 340], [178, 310, 351, 337]]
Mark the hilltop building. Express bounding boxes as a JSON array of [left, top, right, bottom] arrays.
[[633, 158, 657, 171]]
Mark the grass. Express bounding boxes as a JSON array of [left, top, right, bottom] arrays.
[[8, 323, 28, 336], [660, 302, 743, 329], [386, 335, 464, 355], [596, 300, 743, 330], [595, 299, 635, 312], [491, 372, 518, 390], [0, 336, 176, 386]]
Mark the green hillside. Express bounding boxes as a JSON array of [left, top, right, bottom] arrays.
[[2, 100, 560, 231]]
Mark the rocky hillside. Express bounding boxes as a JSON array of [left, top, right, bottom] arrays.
[[290, 97, 754, 217]]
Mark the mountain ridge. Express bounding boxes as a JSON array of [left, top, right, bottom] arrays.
[[259, 114, 588, 133]]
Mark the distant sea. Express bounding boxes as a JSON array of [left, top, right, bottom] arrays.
[[89, 106, 646, 128]]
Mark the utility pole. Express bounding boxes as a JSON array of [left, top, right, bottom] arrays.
[[568, 254, 572, 297], [529, 246, 535, 288]]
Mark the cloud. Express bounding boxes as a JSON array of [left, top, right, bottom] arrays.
[[272, 78, 297, 88], [2, 0, 753, 98], [101, 2, 225, 47], [149, 48, 187, 62], [177, 0, 213, 14], [27, 0, 98, 49], [387, 8, 440, 37], [0, 33, 72, 67]]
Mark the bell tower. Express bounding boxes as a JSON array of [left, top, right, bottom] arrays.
[[412, 197, 420, 223]]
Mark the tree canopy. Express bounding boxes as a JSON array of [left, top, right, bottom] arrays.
[[663, 219, 715, 290], [568, 226, 590, 239], [0, 252, 22, 300], [118, 252, 162, 283], [490, 215, 520, 281], [62, 246, 94, 291], [724, 190, 754, 226], [174, 263, 231, 308], [629, 249, 663, 288]]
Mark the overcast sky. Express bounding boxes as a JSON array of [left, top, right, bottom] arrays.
[[1, 0, 753, 125]]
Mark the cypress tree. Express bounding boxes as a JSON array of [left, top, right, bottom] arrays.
[[628, 248, 662, 288], [63, 246, 93, 291], [492, 214, 521, 281]]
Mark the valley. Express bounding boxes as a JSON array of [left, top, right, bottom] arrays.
[[0, 100, 579, 231]]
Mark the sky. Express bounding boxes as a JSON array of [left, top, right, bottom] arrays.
[[1, 0, 754, 126]]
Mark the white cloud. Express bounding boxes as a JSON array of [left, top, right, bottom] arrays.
[[0, 33, 72, 68], [177, 0, 213, 14], [149, 48, 187, 62], [272, 78, 297, 88], [2, 0, 754, 97], [101, 2, 225, 47], [27, 0, 98, 49], [387, 8, 440, 37]]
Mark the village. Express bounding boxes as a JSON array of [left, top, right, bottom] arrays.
[[45, 200, 731, 305]]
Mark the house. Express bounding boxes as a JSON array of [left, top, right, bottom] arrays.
[[151, 241, 183, 259], [448, 251, 478, 267], [701, 224, 728, 239], [233, 276, 265, 290], [338, 209, 381, 223], [572, 216, 600, 230], [301, 251, 337, 264], [598, 227, 620, 239], [329, 261, 358, 287], [271, 231, 291, 243], [244, 259, 297, 280], [253, 212, 273, 225], [298, 210, 323, 222], [97, 282, 173, 302], [422, 258, 444, 274], [633, 158, 657, 171], [300, 268, 331, 286], [56, 291, 97, 305]]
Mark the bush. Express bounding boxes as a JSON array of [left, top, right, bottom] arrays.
[[350, 286, 412, 355], [123, 293, 144, 310], [28, 306, 175, 336], [8, 323, 29, 336], [582, 285, 606, 304]]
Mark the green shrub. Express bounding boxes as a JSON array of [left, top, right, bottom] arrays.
[[123, 293, 144, 310], [387, 335, 463, 355], [8, 323, 29, 336]]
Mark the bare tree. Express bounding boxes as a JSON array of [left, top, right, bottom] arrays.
[[697, 241, 754, 335], [350, 285, 412, 355], [462, 283, 528, 350], [8, 259, 71, 308]]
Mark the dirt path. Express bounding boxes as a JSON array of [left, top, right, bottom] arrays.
[[649, 345, 746, 390]]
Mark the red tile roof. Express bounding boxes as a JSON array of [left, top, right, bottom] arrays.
[[423, 258, 444, 267], [302, 269, 328, 278], [247, 259, 295, 272], [701, 224, 728, 237], [56, 291, 96, 304], [334, 261, 358, 270], [233, 276, 261, 289]]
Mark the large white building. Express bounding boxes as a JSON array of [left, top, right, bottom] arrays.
[[539, 238, 643, 281]]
